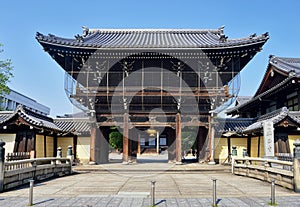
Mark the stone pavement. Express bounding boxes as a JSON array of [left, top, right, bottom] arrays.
[[0, 162, 300, 206]]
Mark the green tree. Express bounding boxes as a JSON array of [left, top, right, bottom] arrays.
[[109, 131, 123, 152], [0, 44, 13, 96]]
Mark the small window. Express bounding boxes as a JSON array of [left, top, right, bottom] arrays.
[[285, 95, 298, 111]]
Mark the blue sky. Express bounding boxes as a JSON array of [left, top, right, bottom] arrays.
[[0, 0, 299, 116]]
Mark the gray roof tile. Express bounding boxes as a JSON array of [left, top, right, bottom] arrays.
[[36, 28, 269, 49], [270, 56, 300, 76], [214, 118, 254, 135], [243, 107, 300, 133], [54, 118, 91, 135], [0, 105, 61, 131]]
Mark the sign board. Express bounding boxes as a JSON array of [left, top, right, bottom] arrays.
[[263, 121, 274, 157]]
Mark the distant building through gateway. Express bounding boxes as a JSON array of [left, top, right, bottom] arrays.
[[0, 88, 50, 116], [36, 27, 269, 164]]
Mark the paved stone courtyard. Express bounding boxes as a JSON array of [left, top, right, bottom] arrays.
[[0, 162, 300, 206]]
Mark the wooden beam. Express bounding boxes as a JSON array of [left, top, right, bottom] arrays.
[[72, 91, 228, 98]]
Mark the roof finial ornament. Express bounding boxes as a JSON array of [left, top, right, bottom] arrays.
[[36, 32, 43, 39], [75, 34, 83, 43], [48, 33, 55, 38], [289, 70, 296, 77], [250, 33, 256, 39], [82, 26, 89, 37], [263, 32, 269, 37], [218, 25, 225, 34], [219, 34, 228, 43]]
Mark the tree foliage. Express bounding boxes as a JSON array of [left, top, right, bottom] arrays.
[[109, 131, 123, 152], [181, 128, 197, 152], [0, 44, 13, 96]]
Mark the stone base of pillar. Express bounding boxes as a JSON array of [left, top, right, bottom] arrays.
[[88, 161, 96, 165], [175, 161, 182, 165], [208, 161, 216, 165], [122, 161, 129, 165]]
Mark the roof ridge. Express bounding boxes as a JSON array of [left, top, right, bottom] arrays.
[[54, 117, 91, 121], [87, 28, 222, 35], [227, 76, 294, 114], [258, 107, 288, 121], [267, 56, 300, 79]]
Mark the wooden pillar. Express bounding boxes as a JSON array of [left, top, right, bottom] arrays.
[[196, 127, 207, 161], [128, 128, 137, 163], [99, 126, 110, 163], [137, 134, 141, 155], [175, 113, 182, 164], [89, 125, 97, 164], [43, 134, 47, 157], [258, 135, 261, 157], [90, 123, 108, 164], [73, 135, 77, 161], [167, 127, 176, 162], [227, 137, 231, 162], [247, 137, 251, 157], [208, 116, 216, 164], [53, 134, 57, 157], [123, 113, 129, 163], [128, 131, 132, 162]]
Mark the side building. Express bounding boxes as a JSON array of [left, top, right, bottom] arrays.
[[214, 56, 300, 163], [0, 104, 91, 163]]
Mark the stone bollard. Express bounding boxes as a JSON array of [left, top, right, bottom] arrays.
[[67, 145, 73, 162], [242, 148, 248, 157], [57, 147, 62, 158], [28, 180, 34, 206], [67, 145, 72, 157], [150, 181, 156, 207], [0, 142, 5, 192], [232, 145, 237, 157], [270, 179, 276, 205], [56, 147, 62, 164], [66, 145, 73, 174], [212, 178, 217, 207], [293, 140, 300, 192]]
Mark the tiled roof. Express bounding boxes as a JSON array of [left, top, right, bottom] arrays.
[[214, 118, 254, 136], [243, 107, 300, 133], [235, 96, 252, 106], [36, 27, 269, 49], [54, 118, 91, 135], [0, 105, 61, 131], [227, 56, 300, 115], [226, 75, 295, 114], [269, 56, 300, 76]]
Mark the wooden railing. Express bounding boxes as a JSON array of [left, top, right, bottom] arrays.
[[232, 157, 294, 190], [0, 157, 72, 192]]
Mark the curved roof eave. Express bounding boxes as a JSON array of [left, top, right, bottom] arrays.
[[227, 75, 295, 114], [0, 105, 62, 132], [37, 39, 268, 51]]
